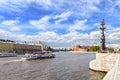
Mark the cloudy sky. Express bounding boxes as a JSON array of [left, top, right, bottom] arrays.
[[0, 0, 120, 48]]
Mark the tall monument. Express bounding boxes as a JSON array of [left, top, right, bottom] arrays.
[[100, 19, 106, 52]]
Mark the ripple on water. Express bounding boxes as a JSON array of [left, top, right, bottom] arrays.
[[0, 52, 106, 80]]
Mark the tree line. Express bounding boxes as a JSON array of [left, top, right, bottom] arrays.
[[0, 39, 15, 42]]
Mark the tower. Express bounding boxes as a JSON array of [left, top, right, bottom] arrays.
[[100, 19, 106, 52]]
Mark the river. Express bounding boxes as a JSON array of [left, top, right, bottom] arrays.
[[0, 52, 106, 80]]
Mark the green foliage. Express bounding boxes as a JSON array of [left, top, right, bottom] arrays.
[[69, 48, 73, 51], [109, 48, 114, 52], [91, 46, 100, 52], [47, 46, 53, 51], [0, 39, 14, 42]]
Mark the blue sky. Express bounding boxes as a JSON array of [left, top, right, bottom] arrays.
[[0, 0, 120, 48]]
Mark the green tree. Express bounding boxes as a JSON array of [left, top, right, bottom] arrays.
[[69, 48, 73, 51], [109, 48, 114, 52], [91, 46, 100, 52], [47, 46, 53, 51]]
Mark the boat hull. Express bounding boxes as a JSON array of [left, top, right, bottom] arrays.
[[36, 55, 55, 59]]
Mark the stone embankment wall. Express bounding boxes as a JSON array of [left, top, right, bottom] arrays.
[[0, 42, 43, 54], [103, 54, 120, 80], [89, 53, 120, 80], [89, 53, 117, 72]]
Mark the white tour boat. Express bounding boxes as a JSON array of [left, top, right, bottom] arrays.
[[21, 51, 55, 60]]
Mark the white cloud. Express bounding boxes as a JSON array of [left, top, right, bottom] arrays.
[[0, 29, 36, 42], [30, 21, 45, 30], [54, 12, 73, 24], [90, 31, 100, 39], [1, 20, 19, 26], [33, 0, 52, 9], [38, 31, 58, 42], [0, 28, 120, 48], [49, 0, 100, 17], [10, 26, 21, 31], [0, 0, 106, 19], [54, 12, 72, 19], [30, 16, 50, 30], [0, 0, 29, 13], [37, 30, 103, 47], [55, 18, 67, 25], [1, 20, 21, 31], [107, 44, 120, 49], [68, 19, 90, 32], [93, 23, 100, 27], [0, 0, 100, 18], [0, 0, 52, 13], [0, 29, 10, 39], [107, 28, 120, 40]]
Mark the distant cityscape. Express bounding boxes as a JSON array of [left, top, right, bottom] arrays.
[[73, 45, 120, 53], [0, 38, 120, 54]]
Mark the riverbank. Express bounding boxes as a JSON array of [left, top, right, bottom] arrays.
[[89, 53, 120, 80], [70, 51, 97, 53]]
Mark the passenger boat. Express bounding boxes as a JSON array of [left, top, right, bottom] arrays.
[[0, 52, 17, 57], [21, 51, 55, 60]]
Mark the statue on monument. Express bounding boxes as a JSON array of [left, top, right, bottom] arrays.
[[100, 19, 106, 53]]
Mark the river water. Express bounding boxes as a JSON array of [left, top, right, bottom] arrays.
[[0, 52, 106, 80]]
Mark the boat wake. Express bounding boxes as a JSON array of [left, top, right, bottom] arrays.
[[0, 59, 24, 64]]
